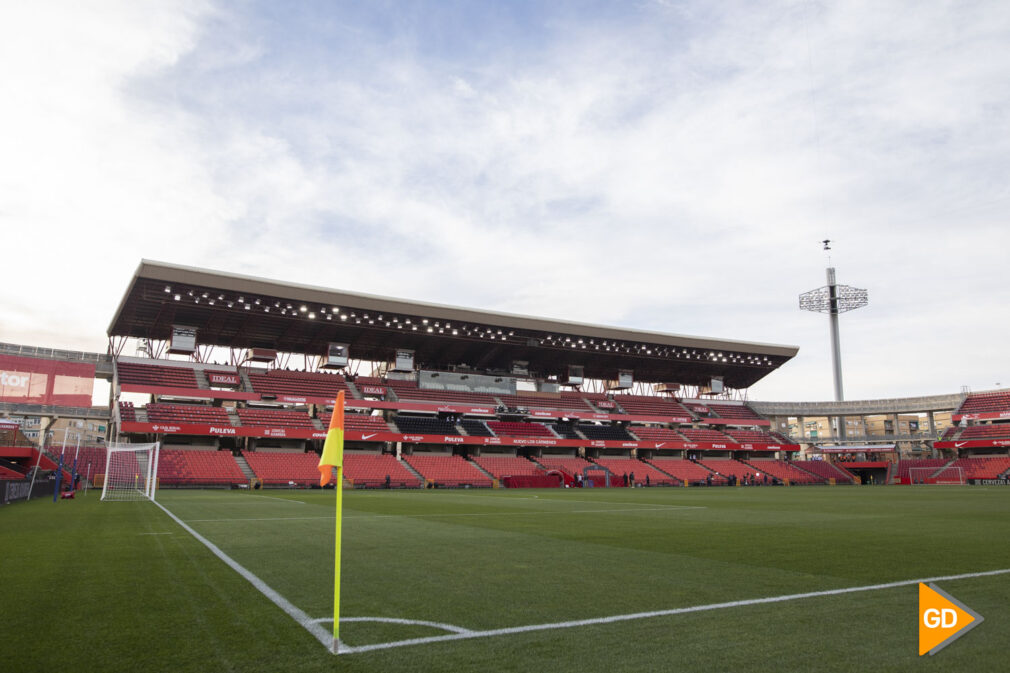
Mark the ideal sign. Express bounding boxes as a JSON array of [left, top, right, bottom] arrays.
[[207, 372, 240, 387]]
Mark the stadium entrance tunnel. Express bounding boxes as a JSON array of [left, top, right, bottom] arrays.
[[847, 466, 887, 485]]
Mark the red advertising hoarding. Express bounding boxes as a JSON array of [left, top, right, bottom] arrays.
[[0, 355, 95, 407], [117, 420, 800, 451]]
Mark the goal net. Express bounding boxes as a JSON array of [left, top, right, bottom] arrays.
[[101, 442, 160, 501], [908, 466, 964, 485]]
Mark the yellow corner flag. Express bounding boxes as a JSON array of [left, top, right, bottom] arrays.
[[318, 391, 345, 486], [318, 391, 345, 652]]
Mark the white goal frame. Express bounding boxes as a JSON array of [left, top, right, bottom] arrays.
[[101, 442, 160, 501], [908, 466, 964, 485]]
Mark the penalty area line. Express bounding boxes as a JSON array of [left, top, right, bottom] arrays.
[[245, 494, 306, 504], [337, 567, 1010, 655], [152, 500, 333, 650]]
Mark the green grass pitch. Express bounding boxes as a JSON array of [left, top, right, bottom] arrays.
[[3, 485, 1010, 672]]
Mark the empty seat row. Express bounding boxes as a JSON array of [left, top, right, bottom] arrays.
[[247, 369, 349, 398], [486, 421, 554, 438], [146, 404, 231, 424], [157, 449, 245, 486], [404, 454, 492, 487], [117, 362, 199, 388]]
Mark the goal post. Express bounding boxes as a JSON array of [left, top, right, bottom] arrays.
[[101, 442, 160, 501], [908, 466, 964, 485]]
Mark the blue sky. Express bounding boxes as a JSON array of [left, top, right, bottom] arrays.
[[1, 0, 1008, 402]]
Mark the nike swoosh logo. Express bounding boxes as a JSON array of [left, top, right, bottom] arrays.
[[954, 442, 967, 448], [361, 433, 377, 440]]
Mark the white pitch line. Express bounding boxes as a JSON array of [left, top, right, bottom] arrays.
[[336, 567, 1010, 655], [246, 494, 306, 504], [312, 616, 473, 635], [185, 506, 704, 523], [186, 516, 333, 523], [152, 500, 333, 650], [354, 491, 701, 510]]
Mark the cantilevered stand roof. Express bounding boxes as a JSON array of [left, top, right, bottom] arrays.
[[108, 260, 798, 389]]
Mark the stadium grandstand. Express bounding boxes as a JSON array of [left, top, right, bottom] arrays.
[[4, 259, 1009, 495]]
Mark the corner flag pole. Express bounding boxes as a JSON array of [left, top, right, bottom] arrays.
[[317, 391, 346, 653]]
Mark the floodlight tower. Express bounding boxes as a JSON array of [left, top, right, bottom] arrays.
[[799, 241, 868, 402]]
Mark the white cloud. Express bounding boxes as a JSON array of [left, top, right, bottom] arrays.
[[1, 0, 1008, 402]]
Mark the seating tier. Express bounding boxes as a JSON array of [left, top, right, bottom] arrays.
[[592, 457, 678, 485], [247, 369, 349, 398], [404, 454, 492, 487], [646, 459, 723, 484], [385, 380, 499, 406], [157, 449, 244, 486], [613, 395, 694, 417], [146, 404, 231, 424], [792, 460, 855, 484], [958, 391, 1010, 414], [486, 421, 554, 438], [236, 407, 314, 428], [937, 457, 1010, 480], [242, 450, 322, 486], [472, 455, 542, 478], [117, 362, 199, 389], [343, 453, 422, 487], [744, 459, 822, 484], [679, 427, 732, 442], [578, 424, 634, 441]]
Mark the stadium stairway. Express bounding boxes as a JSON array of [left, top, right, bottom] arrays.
[[931, 459, 956, 479], [233, 454, 257, 481], [468, 458, 496, 482], [225, 408, 241, 426], [400, 458, 426, 484], [239, 369, 254, 393], [344, 379, 361, 399], [644, 461, 681, 483]]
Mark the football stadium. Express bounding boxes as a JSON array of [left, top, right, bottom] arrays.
[[3, 260, 1009, 672]]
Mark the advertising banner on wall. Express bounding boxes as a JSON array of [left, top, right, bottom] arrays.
[[0, 355, 95, 407]]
